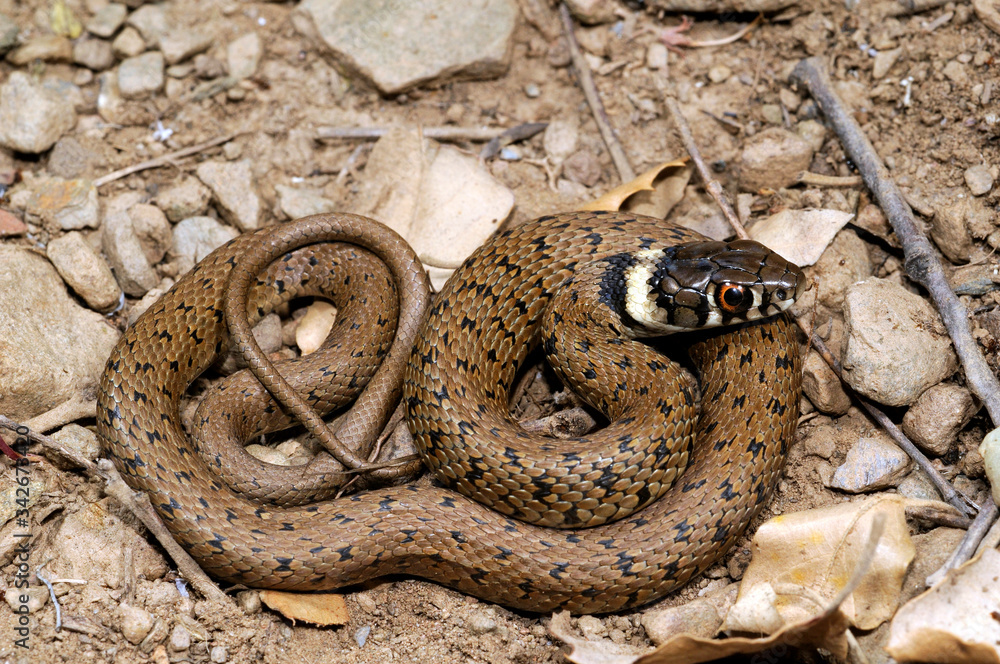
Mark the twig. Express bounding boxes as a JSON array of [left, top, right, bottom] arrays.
[[796, 172, 864, 187], [885, 0, 952, 15], [558, 3, 635, 183], [35, 569, 61, 632], [93, 132, 243, 187], [926, 496, 998, 587], [791, 57, 1000, 425], [317, 126, 523, 142], [22, 394, 96, 434], [97, 459, 230, 604], [0, 415, 96, 474]]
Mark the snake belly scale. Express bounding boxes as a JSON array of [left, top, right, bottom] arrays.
[[97, 211, 803, 614]]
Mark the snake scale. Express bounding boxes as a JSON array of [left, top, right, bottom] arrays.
[[97, 211, 804, 614]]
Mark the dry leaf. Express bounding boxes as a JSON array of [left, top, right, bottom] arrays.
[[748, 208, 853, 267], [258, 590, 349, 626], [51, 0, 83, 38], [295, 301, 337, 355], [578, 160, 690, 215], [728, 495, 913, 632], [887, 547, 1000, 664]]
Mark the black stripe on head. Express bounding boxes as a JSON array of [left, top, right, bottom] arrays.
[[599, 253, 640, 329]]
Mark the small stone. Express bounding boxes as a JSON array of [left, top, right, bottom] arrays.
[[806, 229, 872, 310], [118, 51, 164, 99], [128, 204, 172, 264], [902, 383, 977, 456], [779, 88, 801, 112], [0, 209, 26, 236], [26, 178, 99, 231], [156, 176, 212, 221], [126, 4, 168, 46], [236, 591, 261, 615], [646, 42, 668, 70], [942, 60, 969, 85], [467, 611, 498, 634], [195, 160, 262, 231], [210, 645, 228, 663], [227, 32, 261, 79], [275, 184, 336, 220], [563, 148, 602, 187], [739, 127, 814, 192], [760, 104, 784, 125], [102, 210, 159, 296], [47, 231, 122, 312], [964, 164, 994, 196], [354, 625, 371, 648], [524, 83, 540, 98], [170, 216, 239, 275], [842, 279, 958, 407], [872, 47, 903, 79], [708, 65, 731, 83], [73, 37, 115, 71], [51, 423, 103, 462], [4, 587, 48, 614], [0, 13, 18, 54], [48, 137, 94, 179], [897, 470, 940, 501], [802, 426, 837, 459], [87, 3, 127, 38], [795, 119, 828, 152], [160, 29, 213, 65], [932, 197, 974, 262], [119, 604, 154, 645], [641, 598, 723, 645], [354, 593, 378, 614], [112, 25, 145, 59], [169, 624, 191, 652], [565, 0, 616, 23], [577, 615, 606, 638], [6, 35, 73, 65], [542, 117, 579, 163], [801, 350, 851, 415], [0, 72, 78, 153], [828, 433, 912, 492]]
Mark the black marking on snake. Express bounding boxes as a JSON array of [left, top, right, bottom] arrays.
[[682, 478, 707, 492], [775, 353, 793, 370], [673, 519, 693, 543]]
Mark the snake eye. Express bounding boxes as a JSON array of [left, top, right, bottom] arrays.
[[716, 283, 753, 313]]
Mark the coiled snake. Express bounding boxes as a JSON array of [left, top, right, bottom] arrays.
[[97, 211, 804, 614]]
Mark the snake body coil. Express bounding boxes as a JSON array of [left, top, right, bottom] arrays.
[[97, 211, 803, 614]]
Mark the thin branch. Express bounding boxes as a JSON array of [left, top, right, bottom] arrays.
[[93, 132, 244, 187], [22, 393, 96, 434], [796, 172, 864, 187], [317, 125, 524, 143], [791, 57, 1000, 425], [558, 2, 635, 183], [926, 496, 998, 586], [0, 415, 96, 474]]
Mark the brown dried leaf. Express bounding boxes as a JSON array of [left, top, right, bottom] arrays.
[[887, 547, 1000, 664], [578, 160, 691, 216], [258, 590, 349, 626]]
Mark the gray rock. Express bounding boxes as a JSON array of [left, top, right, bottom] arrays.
[[26, 178, 99, 230], [801, 350, 851, 415], [195, 160, 262, 231], [0, 72, 77, 154], [641, 597, 725, 644], [50, 423, 103, 463], [125, 4, 168, 46], [102, 210, 159, 296], [210, 646, 228, 663], [565, 0, 617, 23], [0, 13, 18, 54], [6, 35, 73, 64], [965, 164, 994, 196], [227, 32, 262, 79], [118, 51, 164, 99], [48, 137, 95, 179], [86, 3, 128, 38], [160, 29, 212, 65], [931, 195, 974, 263], [73, 37, 116, 71], [156, 176, 212, 221], [563, 149, 602, 187], [112, 25, 146, 59], [0, 247, 119, 420], [828, 433, 912, 493], [128, 204, 172, 264], [170, 216, 239, 275], [275, 184, 335, 219], [739, 127, 814, 192], [169, 624, 191, 652], [897, 470, 940, 502], [47, 231, 122, 312], [841, 279, 958, 407], [902, 383, 978, 456], [295, 0, 518, 95]]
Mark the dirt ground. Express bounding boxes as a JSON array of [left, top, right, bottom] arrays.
[[0, 0, 997, 662]]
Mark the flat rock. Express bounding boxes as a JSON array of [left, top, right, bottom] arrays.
[[902, 383, 978, 456], [275, 184, 336, 219], [791, 229, 872, 317], [86, 3, 128, 38], [156, 176, 212, 221], [170, 216, 239, 275], [227, 32, 262, 79], [118, 51, 164, 99], [749, 208, 853, 267], [295, 0, 518, 95], [128, 203, 172, 264], [0, 247, 119, 420], [6, 35, 73, 64], [930, 194, 974, 262], [195, 160, 263, 231], [112, 25, 145, 59], [50, 423, 103, 464], [102, 210, 159, 296], [47, 231, 122, 312], [48, 136, 95, 179], [801, 350, 851, 415], [739, 127, 814, 192], [26, 177, 99, 230], [0, 72, 78, 153], [828, 433, 912, 493], [160, 29, 212, 65], [0, 209, 26, 236], [842, 279, 958, 407], [73, 37, 115, 71], [125, 3, 168, 46]]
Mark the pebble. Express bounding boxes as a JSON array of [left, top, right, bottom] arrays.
[[195, 160, 263, 231], [0, 72, 78, 154], [275, 184, 336, 220], [964, 164, 994, 196], [748, 208, 853, 268], [354, 593, 378, 614], [794, 230, 871, 315], [169, 624, 191, 652], [801, 350, 851, 415], [0, 13, 17, 54], [931, 196, 974, 262], [354, 625, 371, 648], [897, 470, 940, 501], [128, 203, 172, 264], [73, 37, 115, 71], [841, 279, 958, 407], [227, 32, 262, 79], [641, 598, 723, 645], [828, 433, 912, 492], [779, 88, 801, 112], [542, 117, 579, 163], [739, 127, 814, 192], [708, 65, 732, 83], [118, 51, 165, 99], [467, 611, 499, 634], [6, 35, 73, 64], [112, 26, 146, 59], [943, 60, 968, 86], [563, 148, 602, 187], [760, 104, 783, 125], [47, 231, 122, 312], [646, 42, 668, 70], [49, 136, 95, 179], [872, 47, 903, 79], [4, 587, 48, 614], [210, 645, 229, 663], [294, 302, 336, 355], [119, 604, 154, 645], [236, 591, 261, 614], [170, 216, 239, 275], [160, 29, 213, 64], [0, 209, 26, 236], [297, 0, 518, 95], [87, 3, 128, 38], [26, 177, 99, 230], [156, 176, 212, 221], [126, 4, 168, 46], [902, 383, 977, 456], [564, 0, 617, 23], [796, 119, 828, 152], [524, 83, 540, 98], [220, 313, 282, 373], [102, 210, 159, 296]]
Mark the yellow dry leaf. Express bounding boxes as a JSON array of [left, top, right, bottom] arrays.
[[258, 590, 349, 626], [51, 0, 83, 39], [577, 159, 690, 216]]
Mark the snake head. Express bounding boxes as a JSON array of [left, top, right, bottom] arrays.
[[616, 240, 805, 336]]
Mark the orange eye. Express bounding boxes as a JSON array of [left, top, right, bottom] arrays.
[[716, 283, 752, 313]]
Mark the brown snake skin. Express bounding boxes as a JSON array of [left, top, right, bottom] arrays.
[[97, 211, 803, 614]]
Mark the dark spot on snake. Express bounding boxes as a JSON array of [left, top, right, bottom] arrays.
[[712, 525, 731, 542], [460, 316, 475, 330], [672, 520, 693, 543], [732, 394, 746, 408], [583, 368, 597, 380], [378, 498, 394, 511], [172, 471, 191, 483], [747, 437, 764, 459], [548, 562, 570, 579], [494, 545, 514, 560], [458, 420, 476, 435], [681, 478, 706, 493], [584, 232, 603, 245], [638, 237, 656, 249], [759, 370, 766, 383], [711, 382, 729, 400], [739, 349, 753, 366], [718, 479, 737, 501], [775, 353, 792, 370]]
